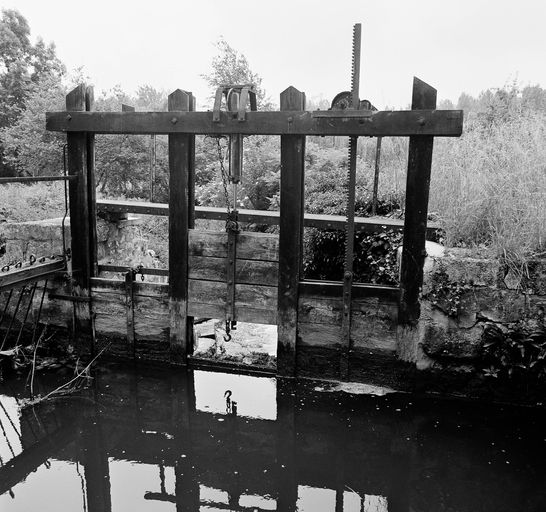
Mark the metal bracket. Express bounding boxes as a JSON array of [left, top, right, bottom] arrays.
[[212, 84, 257, 122]]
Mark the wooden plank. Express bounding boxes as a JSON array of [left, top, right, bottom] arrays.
[[399, 78, 437, 325], [188, 279, 276, 306], [188, 230, 279, 261], [91, 277, 168, 297], [96, 199, 441, 236], [189, 256, 278, 286], [298, 319, 396, 352], [277, 86, 306, 377], [187, 303, 277, 325], [168, 89, 194, 363], [0, 176, 77, 184], [298, 295, 397, 351], [92, 295, 126, 337], [98, 264, 168, 277], [300, 280, 400, 303], [134, 295, 170, 342], [46, 109, 463, 137]]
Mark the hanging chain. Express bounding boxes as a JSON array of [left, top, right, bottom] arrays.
[[215, 137, 232, 218], [211, 136, 239, 341]]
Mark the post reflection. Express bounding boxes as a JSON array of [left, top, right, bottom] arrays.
[[1, 365, 546, 512]]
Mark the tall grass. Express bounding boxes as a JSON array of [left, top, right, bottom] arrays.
[[0, 183, 66, 222], [430, 111, 546, 258]]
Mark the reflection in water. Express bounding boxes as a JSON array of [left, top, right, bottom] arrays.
[[0, 364, 545, 511]]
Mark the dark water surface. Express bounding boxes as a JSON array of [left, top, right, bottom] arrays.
[[0, 364, 545, 511]]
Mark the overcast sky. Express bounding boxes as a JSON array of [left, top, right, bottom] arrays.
[[2, 0, 545, 109]]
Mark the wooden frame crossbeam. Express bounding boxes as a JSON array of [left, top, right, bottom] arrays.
[[46, 109, 462, 137], [96, 199, 441, 236]]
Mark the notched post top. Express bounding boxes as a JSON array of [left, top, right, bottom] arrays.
[[66, 83, 86, 111], [168, 89, 193, 111], [280, 86, 306, 111], [412, 77, 437, 110]]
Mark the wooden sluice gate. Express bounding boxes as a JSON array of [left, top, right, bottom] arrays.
[[1, 24, 463, 379]]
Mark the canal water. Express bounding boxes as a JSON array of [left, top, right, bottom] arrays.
[[0, 363, 545, 511]]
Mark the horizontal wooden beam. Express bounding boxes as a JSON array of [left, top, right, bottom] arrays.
[[96, 200, 441, 235], [300, 280, 400, 303], [0, 259, 66, 292], [0, 176, 77, 184], [46, 109, 463, 137]]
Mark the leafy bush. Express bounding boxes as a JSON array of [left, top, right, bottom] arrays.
[[481, 323, 546, 380], [303, 228, 402, 285]]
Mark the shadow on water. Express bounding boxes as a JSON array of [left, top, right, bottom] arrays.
[[0, 363, 546, 511]]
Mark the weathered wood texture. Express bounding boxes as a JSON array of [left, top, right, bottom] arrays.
[[298, 288, 398, 352], [168, 90, 194, 362], [96, 199, 441, 235], [86, 86, 98, 277], [66, 85, 90, 286], [189, 231, 279, 325], [189, 230, 278, 261], [89, 277, 397, 359], [278, 87, 306, 377], [66, 85, 92, 348], [46, 109, 463, 136], [399, 78, 437, 325]]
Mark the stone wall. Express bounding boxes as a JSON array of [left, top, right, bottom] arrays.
[[0, 216, 158, 270], [396, 244, 546, 401]]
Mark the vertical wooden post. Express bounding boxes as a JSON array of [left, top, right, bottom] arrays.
[[125, 270, 136, 355], [277, 86, 306, 377], [86, 87, 98, 277], [168, 89, 195, 363], [399, 77, 437, 325], [66, 85, 92, 347], [371, 136, 382, 216]]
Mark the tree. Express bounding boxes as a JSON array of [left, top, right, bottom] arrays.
[[201, 38, 273, 110], [0, 74, 65, 176], [0, 8, 65, 175]]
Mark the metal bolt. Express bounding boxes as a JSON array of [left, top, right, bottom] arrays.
[[418, 116, 426, 126], [171, 117, 178, 124], [66, 114, 72, 121], [287, 116, 293, 123]]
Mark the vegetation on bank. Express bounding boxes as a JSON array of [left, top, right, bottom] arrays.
[[0, 9, 545, 282]]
